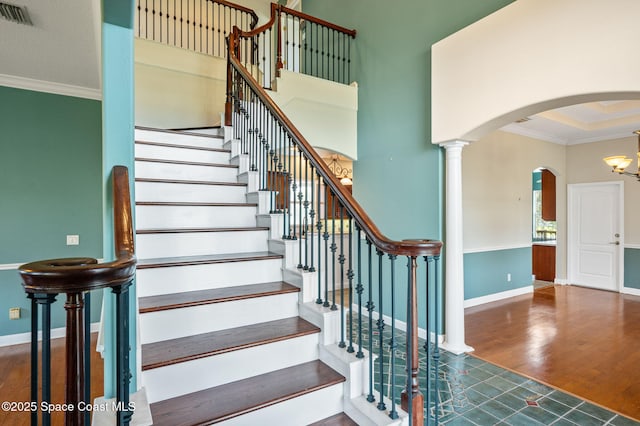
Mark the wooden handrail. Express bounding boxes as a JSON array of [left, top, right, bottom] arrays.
[[228, 30, 440, 257], [20, 166, 136, 293], [212, 0, 259, 29], [277, 4, 356, 38]]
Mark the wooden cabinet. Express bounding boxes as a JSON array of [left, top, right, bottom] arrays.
[[541, 169, 556, 221], [532, 244, 556, 282], [325, 185, 352, 219]]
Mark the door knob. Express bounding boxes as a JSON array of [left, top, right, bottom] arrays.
[[609, 241, 620, 245]]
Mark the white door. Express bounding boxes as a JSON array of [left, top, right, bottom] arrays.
[[568, 182, 623, 292]]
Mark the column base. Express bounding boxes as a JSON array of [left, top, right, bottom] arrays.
[[440, 340, 474, 355]]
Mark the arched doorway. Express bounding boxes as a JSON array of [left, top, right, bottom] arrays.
[[431, 0, 640, 352]]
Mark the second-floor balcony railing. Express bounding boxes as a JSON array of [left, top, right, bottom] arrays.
[[135, 0, 356, 88], [135, 0, 258, 58]]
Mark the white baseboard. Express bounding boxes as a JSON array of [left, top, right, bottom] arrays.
[[622, 287, 640, 297], [0, 322, 101, 347], [554, 278, 569, 285], [464, 285, 533, 308]]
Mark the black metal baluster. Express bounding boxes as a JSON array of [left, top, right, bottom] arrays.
[[332, 29, 335, 82], [286, 136, 293, 239], [291, 141, 297, 241], [145, 0, 149, 39], [425, 256, 432, 425], [303, 158, 310, 270], [330, 192, 337, 310], [323, 184, 330, 307], [217, 4, 221, 57], [316, 174, 323, 305], [347, 215, 355, 354], [433, 255, 441, 425], [137, 0, 141, 38], [28, 294, 38, 425], [114, 283, 132, 426], [309, 164, 316, 273], [347, 34, 352, 85], [389, 254, 399, 419], [297, 149, 304, 268], [338, 205, 345, 347], [34, 293, 57, 426], [355, 225, 364, 358], [406, 257, 414, 424], [376, 249, 386, 411], [366, 239, 375, 403]]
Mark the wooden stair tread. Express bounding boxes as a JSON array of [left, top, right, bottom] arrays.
[[139, 281, 299, 313], [135, 157, 237, 168], [135, 140, 230, 153], [149, 360, 345, 425], [136, 227, 269, 234], [142, 317, 319, 370], [309, 413, 359, 426], [137, 251, 283, 269], [135, 125, 223, 139], [135, 201, 257, 207], [135, 177, 247, 187]]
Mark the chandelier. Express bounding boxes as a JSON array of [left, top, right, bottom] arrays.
[[325, 155, 352, 185], [603, 130, 640, 180]]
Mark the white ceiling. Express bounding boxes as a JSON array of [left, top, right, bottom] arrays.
[[501, 100, 640, 145], [0, 0, 101, 91]]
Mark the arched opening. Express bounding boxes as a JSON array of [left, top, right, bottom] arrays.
[[432, 0, 640, 418]]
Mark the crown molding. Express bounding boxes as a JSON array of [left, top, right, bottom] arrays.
[[0, 73, 101, 100]]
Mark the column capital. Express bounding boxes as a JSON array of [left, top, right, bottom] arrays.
[[439, 140, 470, 150]]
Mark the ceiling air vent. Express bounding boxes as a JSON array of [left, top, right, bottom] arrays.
[[0, 2, 32, 25]]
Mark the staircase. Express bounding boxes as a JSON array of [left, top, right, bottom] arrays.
[[133, 126, 359, 425]]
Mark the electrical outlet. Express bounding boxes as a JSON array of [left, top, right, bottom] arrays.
[[66, 235, 80, 245], [9, 307, 20, 320], [507, 273, 512, 282]]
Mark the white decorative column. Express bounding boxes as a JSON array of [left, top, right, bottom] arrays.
[[439, 141, 474, 355]]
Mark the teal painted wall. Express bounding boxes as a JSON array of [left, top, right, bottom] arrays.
[[101, 0, 137, 397], [624, 248, 640, 290], [0, 86, 103, 336], [303, 0, 515, 328], [464, 247, 532, 300]]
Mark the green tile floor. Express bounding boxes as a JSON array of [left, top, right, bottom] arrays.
[[349, 317, 640, 425]]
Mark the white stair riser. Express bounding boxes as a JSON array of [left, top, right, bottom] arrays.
[[136, 231, 269, 259], [135, 129, 223, 150], [220, 383, 344, 426], [135, 181, 247, 203], [136, 204, 257, 229], [135, 143, 230, 164], [139, 293, 299, 344], [135, 161, 238, 182], [136, 259, 283, 297], [143, 334, 319, 403]]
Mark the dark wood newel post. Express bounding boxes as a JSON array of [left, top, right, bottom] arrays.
[[402, 256, 424, 425], [64, 292, 86, 426]]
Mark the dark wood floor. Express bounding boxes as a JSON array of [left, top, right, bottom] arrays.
[[466, 285, 640, 421], [0, 333, 103, 426]]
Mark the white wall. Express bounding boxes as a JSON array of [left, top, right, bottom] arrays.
[[135, 39, 227, 129], [463, 130, 567, 277], [268, 70, 358, 159], [567, 135, 640, 245], [134, 41, 358, 160], [432, 0, 640, 144]]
